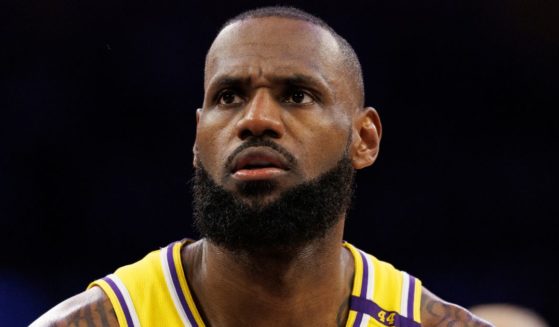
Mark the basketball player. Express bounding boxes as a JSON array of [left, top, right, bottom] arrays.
[[31, 7, 494, 327]]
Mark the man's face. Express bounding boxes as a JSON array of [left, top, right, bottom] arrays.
[[195, 17, 360, 204]]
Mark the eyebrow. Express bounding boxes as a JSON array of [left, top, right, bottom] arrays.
[[207, 73, 333, 98], [214, 76, 246, 88], [272, 73, 326, 87], [273, 74, 331, 95]]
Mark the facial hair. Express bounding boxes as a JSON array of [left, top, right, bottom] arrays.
[[192, 156, 355, 254]]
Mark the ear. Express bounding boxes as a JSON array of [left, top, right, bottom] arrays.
[[193, 109, 202, 168], [350, 107, 382, 169]]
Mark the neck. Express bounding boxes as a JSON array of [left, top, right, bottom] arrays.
[[183, 219, 354, 327]]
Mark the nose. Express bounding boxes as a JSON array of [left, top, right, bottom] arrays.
[[235, 89, 285, 140]]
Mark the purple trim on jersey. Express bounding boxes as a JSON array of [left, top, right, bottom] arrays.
[[350, 296, 421, 327], [165, 243, 199, 327], [353, 250, 369, 327], [352, 250, 370, 326], [103, 276, 135, 327], [407, 275, 416, 320], [359, 250, 369, 297], [353, 311, 365, 326]]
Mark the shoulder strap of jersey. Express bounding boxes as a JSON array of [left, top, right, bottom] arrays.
[[160, 241, 205, 326], [88, 239, 205, 327], [344, 242, 422, 327], [90, 274, 142, 327]]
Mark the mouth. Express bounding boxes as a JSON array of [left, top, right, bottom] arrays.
[[230, 147, 290, 181]]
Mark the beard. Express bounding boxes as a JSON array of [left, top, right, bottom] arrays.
[[192, 156, 355, 254]]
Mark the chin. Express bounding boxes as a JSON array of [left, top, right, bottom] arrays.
[[238, 179, 277, 193], [234, 179, 283, 206]]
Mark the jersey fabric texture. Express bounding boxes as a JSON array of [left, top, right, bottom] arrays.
[[89, 240, 422, 327]]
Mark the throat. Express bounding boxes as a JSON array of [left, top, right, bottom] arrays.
[[183, 232, 355, 327]]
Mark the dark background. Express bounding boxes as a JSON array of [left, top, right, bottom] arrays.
[[1, 0, 557, 325]]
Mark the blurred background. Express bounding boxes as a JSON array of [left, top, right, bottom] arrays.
[[1, 0, 557, 325]]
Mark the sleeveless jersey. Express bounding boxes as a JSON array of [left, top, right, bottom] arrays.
[[89, 240, 422, 327]]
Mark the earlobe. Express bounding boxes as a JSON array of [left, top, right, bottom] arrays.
[[351, 107, 382, 169], [196, 108, 201, 124]]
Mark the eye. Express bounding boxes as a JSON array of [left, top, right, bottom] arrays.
[[284, 90, 314, 105], [218, 90, 243, 106]]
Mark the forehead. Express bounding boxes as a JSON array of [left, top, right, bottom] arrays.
[[205, 17, 343, 89]]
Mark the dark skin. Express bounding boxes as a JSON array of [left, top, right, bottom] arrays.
[[31, 17, 494, 327], [30, 287, 118, 327]]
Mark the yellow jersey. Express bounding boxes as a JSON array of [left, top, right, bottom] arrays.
[[89, 240, 422, 327]]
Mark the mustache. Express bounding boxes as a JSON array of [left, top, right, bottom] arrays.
[[225, 137, 298, 171]]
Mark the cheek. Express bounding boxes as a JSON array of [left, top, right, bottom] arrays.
[[195, 120, 231, 176], [295, 118, 350, 178]]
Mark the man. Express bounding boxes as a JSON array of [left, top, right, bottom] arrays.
[[32, 6, 493, 327]]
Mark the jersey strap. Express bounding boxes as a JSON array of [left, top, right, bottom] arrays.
[[344, 243, 422, 327], [160, 241, 205, 327], [90, 274, 142, 327]]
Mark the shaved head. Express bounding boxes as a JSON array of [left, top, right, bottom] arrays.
[[205, 6, 365, 108]]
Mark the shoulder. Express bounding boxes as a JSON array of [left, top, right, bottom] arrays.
[[420, 287, 495, 327], [30, 286, 119, 327]]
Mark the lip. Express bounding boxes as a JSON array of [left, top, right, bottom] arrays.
[[230, 147, 290, 181]]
